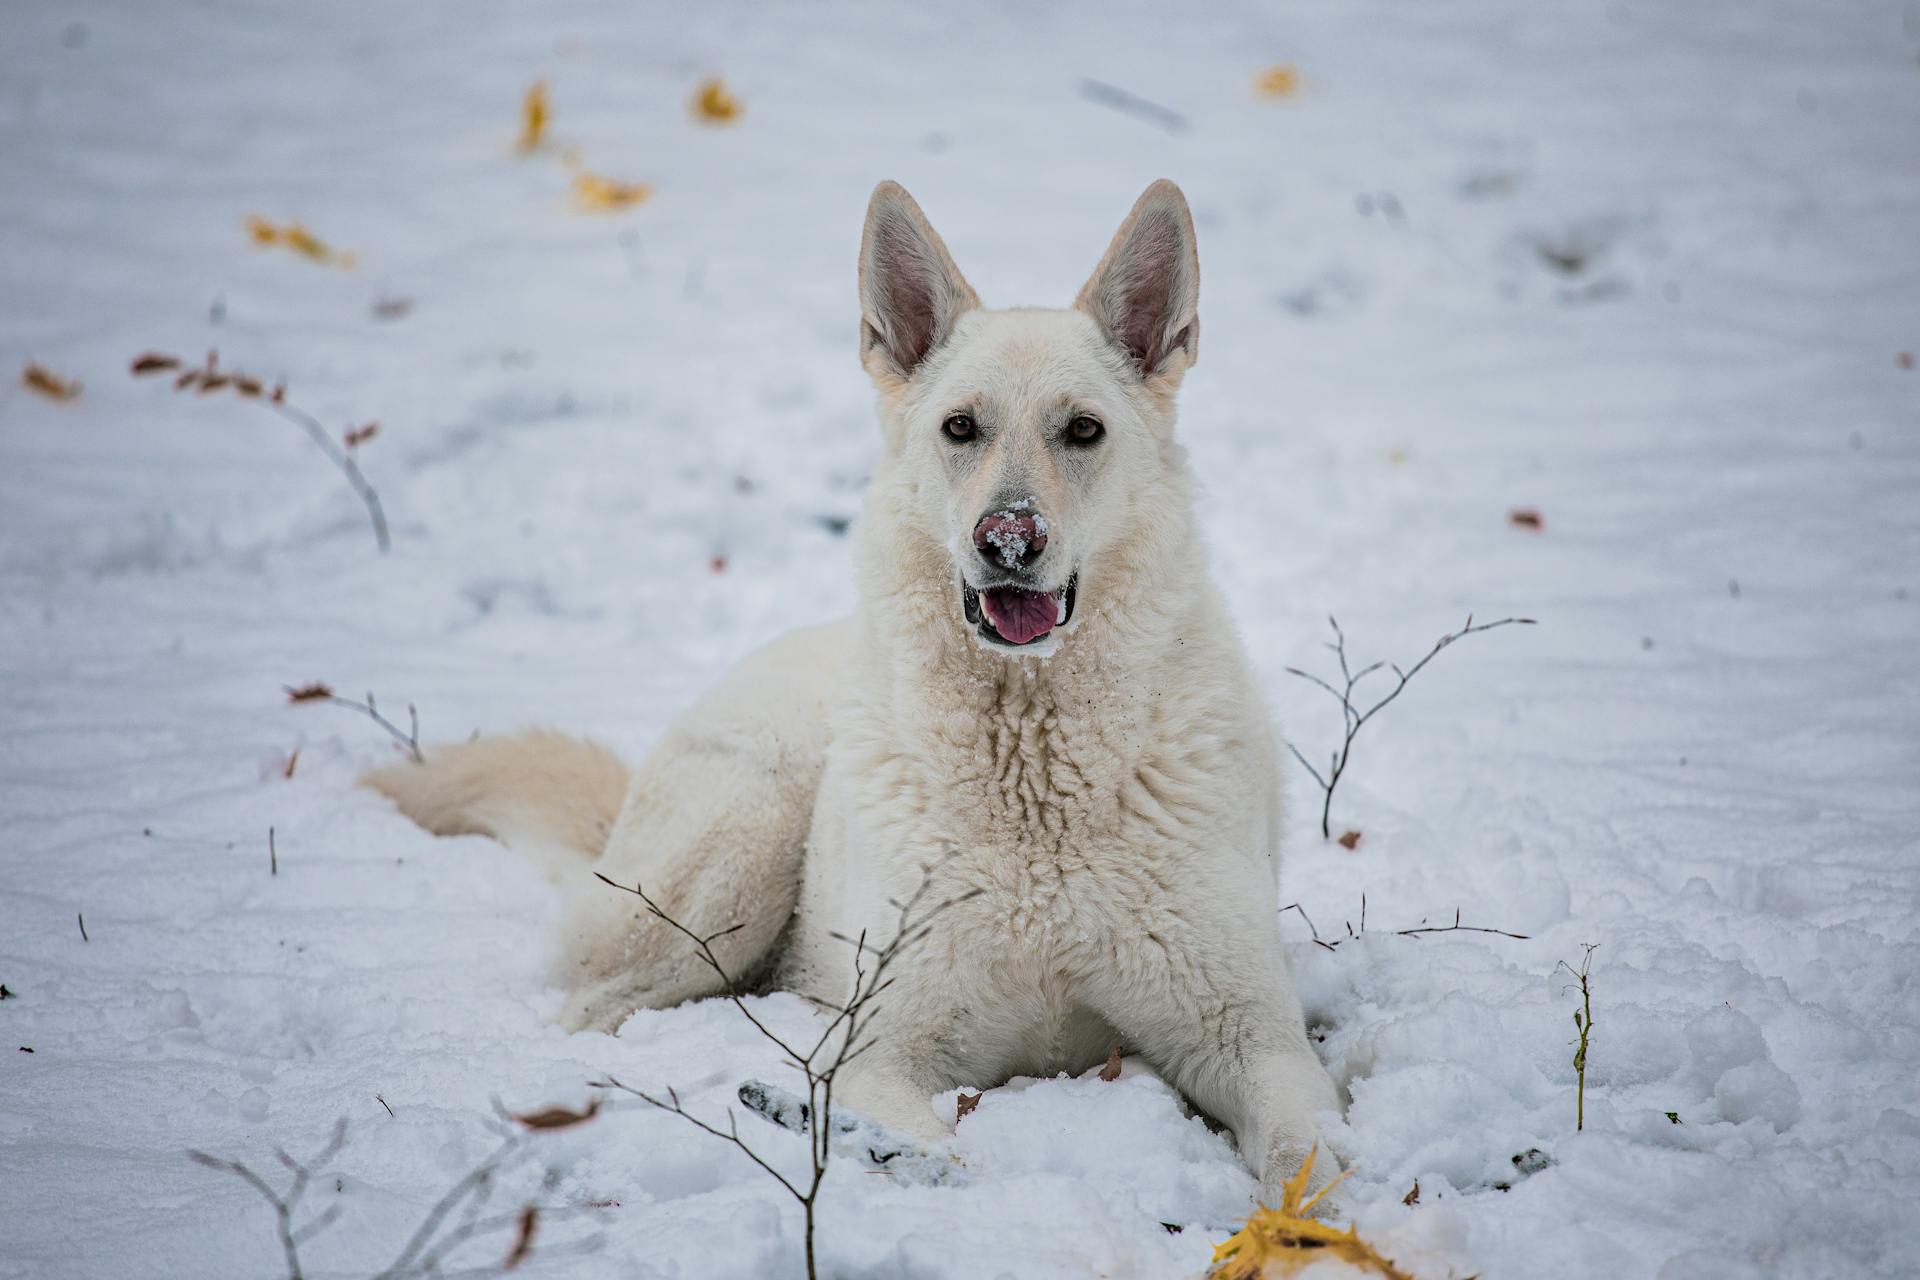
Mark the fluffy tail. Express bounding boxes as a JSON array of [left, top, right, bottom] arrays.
[[362, 729, 629, 868]]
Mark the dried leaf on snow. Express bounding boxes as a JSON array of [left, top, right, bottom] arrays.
[[1254, 66, 1302, 99], [1209, 1145, 1415, 1280], [22, 363, 81, 400], [573, 172, 653, 212], [517, 80, 550, 152], [691, 76, 742, 123], [246, 215, 358, 268], [511, 1097, 603, 1130]]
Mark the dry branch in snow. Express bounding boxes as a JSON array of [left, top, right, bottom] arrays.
[[131, 350, 390, 553], [589, 865, 975, 1280], [284, 684, 423, 763], [1285, 614, 1535, 838]]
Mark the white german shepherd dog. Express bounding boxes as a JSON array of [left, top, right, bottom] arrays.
[[367, 180, 1342, 1201]]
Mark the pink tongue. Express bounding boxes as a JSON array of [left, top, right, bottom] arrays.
[[981, 587, 1058, 644]]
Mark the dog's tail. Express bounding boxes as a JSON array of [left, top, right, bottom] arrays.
[[362, 729, 629, 869]]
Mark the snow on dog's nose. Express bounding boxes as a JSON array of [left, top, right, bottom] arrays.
[[972, 508, 1048, 570]]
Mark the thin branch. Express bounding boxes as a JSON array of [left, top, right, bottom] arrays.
[[187, 1119, 347, 1280], [130, 350, 389, 553], [1284, 613, 1535, 837], [1076, 79, 1187, 133], [587, 864, 975, 1280], [287, 687, 424, 763]]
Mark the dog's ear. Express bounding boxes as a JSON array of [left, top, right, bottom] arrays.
[[1076, 180, 1200, 385], [859, 182, 980, 385]]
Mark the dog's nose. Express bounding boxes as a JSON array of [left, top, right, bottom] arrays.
[[973, 509, 1048, 569]]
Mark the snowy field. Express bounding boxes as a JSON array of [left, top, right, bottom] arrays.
[[3, 1, 1918, 1276]]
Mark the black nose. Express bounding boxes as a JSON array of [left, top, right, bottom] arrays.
[[973, 509, 1048, 569]]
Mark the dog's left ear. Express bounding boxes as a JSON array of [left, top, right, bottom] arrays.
[[1076, 180, 1200, 386]]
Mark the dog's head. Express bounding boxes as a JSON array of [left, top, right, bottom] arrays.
[[857, 180, 1200, 658]]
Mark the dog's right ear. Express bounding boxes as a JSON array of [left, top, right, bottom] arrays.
[[858, 182, 979, 387]]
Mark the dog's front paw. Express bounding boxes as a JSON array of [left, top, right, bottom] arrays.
[[738, 1080, 965, 1185]]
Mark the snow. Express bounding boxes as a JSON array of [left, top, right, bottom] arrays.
[[2, 1, 1917, 1277]]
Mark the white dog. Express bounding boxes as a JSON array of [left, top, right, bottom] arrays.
[[367, 180, 1342, 1202]]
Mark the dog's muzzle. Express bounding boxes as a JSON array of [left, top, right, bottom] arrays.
[[961, 575, 1077, 649]]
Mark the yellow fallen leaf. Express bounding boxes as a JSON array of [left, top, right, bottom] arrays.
[[518, 79, 550, 152], [691, 76, 742, 123], [1254, 65, 1302, 99], [22, 363, 81, 401], [1209, 1146, 1415, 1280], [245, 216, 356, 268], [573, 172, 653, 212]]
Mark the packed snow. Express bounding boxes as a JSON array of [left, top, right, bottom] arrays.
[[3, 1, 1917, 1277]]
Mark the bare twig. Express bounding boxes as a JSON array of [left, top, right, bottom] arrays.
[[286, 686, 423, 763], [1285, 613, 1535, 837], [131, 350, 390, 553], [76, 913, 87, 943], [188, 1120, 348, 1280], [269, 826, 278, 876], [589, 867, 974, 1280], [1281, 896, 1529, 953], [1076, 79, 1188, 133]]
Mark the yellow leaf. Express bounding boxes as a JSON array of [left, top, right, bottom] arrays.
[[1254, 65, 1302, 99], [245, 216, 355, 268], [691, 76, 742, 123], [22, 362, 81, 401], [518, 80, 550, 152], [1208, 1146, 1416, 1280], [573, 172, 653, 212]]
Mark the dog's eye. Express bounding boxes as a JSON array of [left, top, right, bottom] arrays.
[[1066, 415, 1105, 445], [942, 413, 977, 442]]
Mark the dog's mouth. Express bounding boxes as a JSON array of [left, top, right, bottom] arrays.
[[961, 576, 1078, 649]]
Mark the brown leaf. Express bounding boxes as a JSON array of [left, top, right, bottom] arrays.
[[1402, 1178, 1420, 1206], [708, 555, 729, 574], [285, 682, 334, 703], [504, 1204, 539, 1269], [1508, 507, 1545, 531], [512, 1097, 603, 1130], [1337, 830, 1362, 850], [516, 80, 550, 153], [573, 171, 653, 213], [691, 76, 742, 123], [955, 1091, 982, 1121], [197, 374, 231, 394], [343, 422, 380, 449], [174, 370, 203, 391], [22, 363, 81, 401], [131, 352, 182, 376], [282, 748, 300, 780], [270, 382, 287, 403], [1099, 1046, 1123, 1081], [1253, 65, 1302, 99]]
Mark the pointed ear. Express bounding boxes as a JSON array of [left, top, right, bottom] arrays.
[[858, 182, 980, 384], [1075, 180, 1200, 383]]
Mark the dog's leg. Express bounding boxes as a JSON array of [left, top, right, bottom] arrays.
[[557, 621, 849, 1032], [1084, 941, 1343, 1209]]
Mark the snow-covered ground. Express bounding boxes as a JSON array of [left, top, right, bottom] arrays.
[[3, 1, 1917, 1276]]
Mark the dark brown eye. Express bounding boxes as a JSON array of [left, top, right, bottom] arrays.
[[1066, 415, 1105, 445], [942, 413, 976, 442]]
